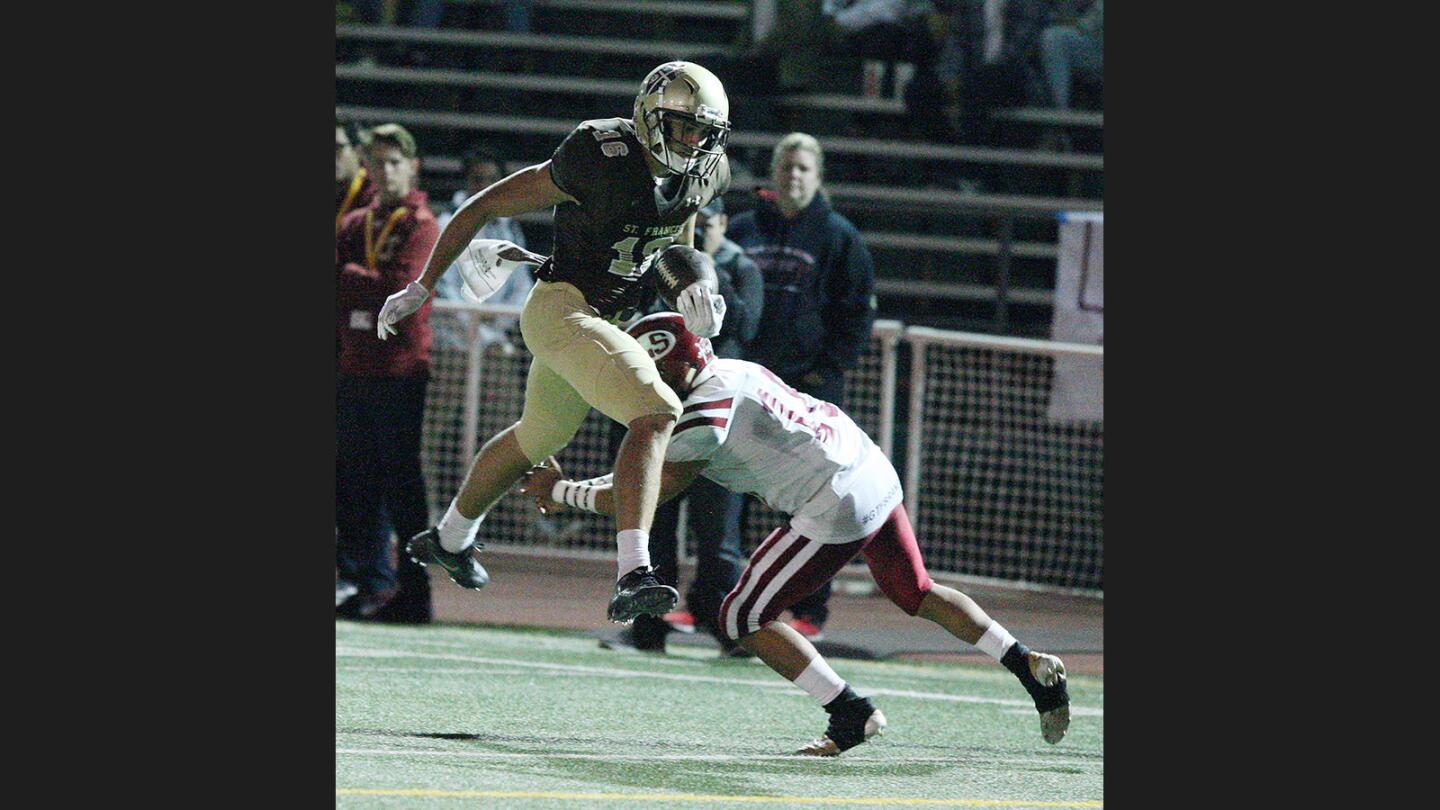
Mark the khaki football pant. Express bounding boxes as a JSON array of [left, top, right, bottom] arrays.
[[512, 280, 682, 464]]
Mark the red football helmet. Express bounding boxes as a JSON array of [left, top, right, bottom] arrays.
[[627, 312, 715, 397]]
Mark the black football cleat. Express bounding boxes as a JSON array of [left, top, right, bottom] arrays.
[[405, 528, 490, 590], [598, 621, 668, 654], [607, 566, 679, 624]]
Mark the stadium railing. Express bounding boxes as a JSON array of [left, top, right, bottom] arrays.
[[423, 301, 1102, 594], [903, 327, 1103, 593]]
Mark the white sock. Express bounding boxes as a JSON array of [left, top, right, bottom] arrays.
[[437, 502, 483, 553], [615, 529, 650, 579], [975, 620, 1017, 662], [794, 657, 847, 706]]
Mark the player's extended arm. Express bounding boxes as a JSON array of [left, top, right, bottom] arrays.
[[521, 460, 708, 516], [418, 162, 574, 291], [377, 163, 574, 339]]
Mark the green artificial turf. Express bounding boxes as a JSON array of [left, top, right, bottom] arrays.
[[337, 621, 1103, 808]]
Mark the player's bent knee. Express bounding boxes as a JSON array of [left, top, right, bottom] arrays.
[[472, 425, 542, 474], [638, 371, 683, 421], [513, 419, 580, 466], [643, 391, 682, 423], [875, 570, 935, 616], [896, 578, 935, 616]]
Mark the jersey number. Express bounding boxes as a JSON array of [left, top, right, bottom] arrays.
[[607, 236, 673, 279]]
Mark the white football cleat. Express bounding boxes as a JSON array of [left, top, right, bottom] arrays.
[[1029, 652, 1071, 744]]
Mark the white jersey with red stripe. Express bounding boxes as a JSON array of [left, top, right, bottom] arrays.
[[665, 358, 903, 543]]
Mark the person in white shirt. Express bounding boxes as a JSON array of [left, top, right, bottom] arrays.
[[521, 313, 1071, 756]]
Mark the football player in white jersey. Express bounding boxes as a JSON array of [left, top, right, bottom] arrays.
[[521, 313, 1072, 756]]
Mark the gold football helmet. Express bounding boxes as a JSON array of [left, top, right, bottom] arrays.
[[633, 61, 731, 179]]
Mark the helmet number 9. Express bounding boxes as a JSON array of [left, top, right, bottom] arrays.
[[606, 235, 673, 278]]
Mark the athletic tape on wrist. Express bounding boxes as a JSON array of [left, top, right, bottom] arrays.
[[551, 480, 601, 513]]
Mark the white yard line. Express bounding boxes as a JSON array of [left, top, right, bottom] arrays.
[[370, 634, 714, 667], [335, 665, 533, 676], [335, 747, 1101, 769], [336, 646, 1102, 716], [337, 785, 1103, 807]]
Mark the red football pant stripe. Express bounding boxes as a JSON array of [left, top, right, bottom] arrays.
[[719, 505, 934, 641]]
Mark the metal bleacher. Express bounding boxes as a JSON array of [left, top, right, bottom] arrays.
[[335, 1, 1104, 336]]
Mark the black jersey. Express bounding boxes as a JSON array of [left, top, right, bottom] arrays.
[[540, 117, 730, 319]]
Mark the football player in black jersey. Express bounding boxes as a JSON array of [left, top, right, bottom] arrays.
[[378, 61, 733, 624]]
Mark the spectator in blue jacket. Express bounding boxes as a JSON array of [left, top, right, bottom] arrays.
[[725, 132, 877, 640]]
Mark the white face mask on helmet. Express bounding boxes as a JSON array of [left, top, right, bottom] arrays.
[[633, 61, 731, 179]]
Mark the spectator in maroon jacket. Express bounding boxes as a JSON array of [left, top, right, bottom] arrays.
[[337, 120, 377, 365], [336, 119, 376, 611], [336, 123, 439, 623], [336, 121, 375, 236]]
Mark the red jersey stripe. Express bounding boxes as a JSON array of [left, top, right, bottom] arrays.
[[682, 397, 733, 414]]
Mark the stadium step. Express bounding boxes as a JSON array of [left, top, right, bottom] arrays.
[[444, 0, 747, 45], [335, 23, 731, 80]]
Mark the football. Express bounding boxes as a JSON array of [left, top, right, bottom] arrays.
[[650, 244, 718, 310]]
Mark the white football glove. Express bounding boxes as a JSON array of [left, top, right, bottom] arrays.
[[676, 283, 726, 339], [457, 238, 542, 304], [377, 281, 429, 340]]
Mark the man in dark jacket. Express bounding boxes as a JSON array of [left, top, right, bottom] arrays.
[[725, 132, 877, 640], [607, 196, 766, 654], [336, 123, 438, 623]]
